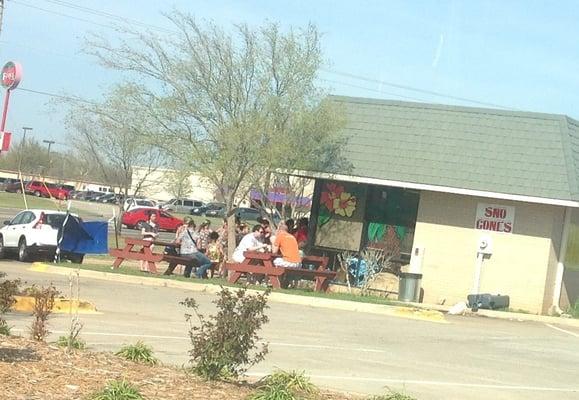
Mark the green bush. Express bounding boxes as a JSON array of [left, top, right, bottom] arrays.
[[90, 380, 143, 400], [115, 341, 158, 365], [56, 335, 86, 350], [250, 370, 317, 400], [0, 272, 20, 336], [181, 286, 270, 380], [568, 299, 579, 318]]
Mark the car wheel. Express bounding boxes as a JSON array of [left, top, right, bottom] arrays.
[[16, 189, 22, 194], [18, 238, 30, 262], [0, 236, 5, 259], [33, 190, 41, 197], [135, 221, 146, 230]]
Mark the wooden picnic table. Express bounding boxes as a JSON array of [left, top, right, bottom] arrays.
[[110, 237, 163, 273], [225, 251, 336, 291]]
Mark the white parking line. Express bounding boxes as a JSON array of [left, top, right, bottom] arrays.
[[245, 373, 579, 393], [545, 323, 579, 338], [11, 328, 391, 354]]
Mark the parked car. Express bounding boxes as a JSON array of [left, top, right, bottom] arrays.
[[87, 191, 107, 202], [100, 193, 123, 204], [121, 207, 183, 232], [123, 197, 157, 211], [161, 198, 205, 214], [0, 177, 18, 192], [0, 209, 84, 263], [203, 202, 227, 217], [232, 207, 281, 224], [25, 181, 70, 200], [4, 180, 27, 193]]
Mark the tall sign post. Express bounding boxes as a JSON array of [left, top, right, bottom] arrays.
[[0, 60, 22, 153]]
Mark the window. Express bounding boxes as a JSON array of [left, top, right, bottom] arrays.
[[194, 201, 204, 207], [184, 200, 193, 207], [20, 212, 36, 224], [160, 211, 172, 218], [10, 212, 26, 225]]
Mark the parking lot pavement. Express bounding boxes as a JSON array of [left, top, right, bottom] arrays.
[[1, 260, 578, 400]]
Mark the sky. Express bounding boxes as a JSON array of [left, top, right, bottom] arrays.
[[1, 0, 579, 148]]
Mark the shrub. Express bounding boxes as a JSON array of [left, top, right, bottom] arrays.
[[0, 272, 20, 336], [181, 286, 270, 380], [56, 335, 86, 350], [250, 370, 317, 400], [568, 299, 579, 319], [28, 284, 59, 341], [90, 380, 143, 400], [116, 341, 158, 365]]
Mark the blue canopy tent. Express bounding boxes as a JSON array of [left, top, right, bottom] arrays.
[[55, 213, 108, 261]]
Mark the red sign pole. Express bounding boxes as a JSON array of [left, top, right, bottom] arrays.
[[0, 88, 11, 132]]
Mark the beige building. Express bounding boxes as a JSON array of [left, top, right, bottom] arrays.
[[295, 96, 579, 315]]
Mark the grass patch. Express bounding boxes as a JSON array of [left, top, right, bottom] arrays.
[[89, 380, 143, 400], [250, 370, 317, 400], [56, 335, 86, 350], [368, 393, 417, 400], [0, 192, 103, 218], [0, 321, 11, 336], [52, 260, 407, 310], [116, 341, 158, 365]]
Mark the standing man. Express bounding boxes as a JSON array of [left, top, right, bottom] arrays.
[[272, 221, 302, 268]]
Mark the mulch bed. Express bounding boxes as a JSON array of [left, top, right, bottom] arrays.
[[0, 336, 360, 400]]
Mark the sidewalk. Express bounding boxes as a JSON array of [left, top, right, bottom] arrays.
[[30, 262, 579, 328]]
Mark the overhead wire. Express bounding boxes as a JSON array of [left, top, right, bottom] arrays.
[[322, 68, 517, 110]]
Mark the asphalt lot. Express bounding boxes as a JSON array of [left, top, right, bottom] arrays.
[[1, 261, 578, 400]]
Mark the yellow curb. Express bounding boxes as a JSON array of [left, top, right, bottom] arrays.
[[393, 307, 447, 323], [30, 262, 48, 272], [12, 296, 100, 314]]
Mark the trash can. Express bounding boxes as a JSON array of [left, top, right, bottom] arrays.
[[398, 272, 422, 302]]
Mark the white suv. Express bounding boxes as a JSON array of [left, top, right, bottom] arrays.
[[0, 209, 83, 263]]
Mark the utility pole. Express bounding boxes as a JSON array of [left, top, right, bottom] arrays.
[[0, 0, 5, 38], [18, 126, 32, 172], [43, 139, 55, 162]]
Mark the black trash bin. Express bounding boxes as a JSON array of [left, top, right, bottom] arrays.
[[398, 272, 422, 302]]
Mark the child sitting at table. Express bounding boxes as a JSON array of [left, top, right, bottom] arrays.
[[206, 231, 223, 277]]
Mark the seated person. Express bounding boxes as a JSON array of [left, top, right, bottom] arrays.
[[232, 224, 269, 263], [163, 218, 213, 279], [272, 221, 302, 268]]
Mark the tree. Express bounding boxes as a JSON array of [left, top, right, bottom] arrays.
[[63, 86, 164, 198], [165, 164, 193, 199], [84, 13, 349, 217]]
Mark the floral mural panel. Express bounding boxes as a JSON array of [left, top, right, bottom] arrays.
[[314, 180, 366, 251], [315, 219, 365, 251]]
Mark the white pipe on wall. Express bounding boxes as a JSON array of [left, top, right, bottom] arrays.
[[551, 206, 571, 315]]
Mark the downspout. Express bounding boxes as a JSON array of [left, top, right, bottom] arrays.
[[551, 206, 571, 315]]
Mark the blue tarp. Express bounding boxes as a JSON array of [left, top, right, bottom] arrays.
[[59, 218, 108, 254]]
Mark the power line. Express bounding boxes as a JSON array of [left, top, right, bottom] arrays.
[[9, 0, 120, 30], [322, 68, 517, 110], [319, 77, 429, 103], [39, 0, 177, 34], [16, 87, 95, 104]]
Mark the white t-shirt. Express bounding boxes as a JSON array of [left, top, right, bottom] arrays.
[[233, 233, 261, 263]]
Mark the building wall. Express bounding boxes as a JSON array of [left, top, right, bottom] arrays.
[[131, 166, 216, 202], [413, 191, 564, 314]]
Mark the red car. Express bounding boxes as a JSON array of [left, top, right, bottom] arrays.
[[25, 181, 70, 200], [122, 208, 183, 232]]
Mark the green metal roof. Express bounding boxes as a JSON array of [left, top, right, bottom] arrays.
[[327, 95, 579, 202]]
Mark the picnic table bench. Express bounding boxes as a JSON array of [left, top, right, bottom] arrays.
[[224, 251, 336, 292], [110, 238, 217, 276]]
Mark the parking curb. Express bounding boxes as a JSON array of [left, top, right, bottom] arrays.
[[28, 263, 446, 323], [12, 295, 100, 314]]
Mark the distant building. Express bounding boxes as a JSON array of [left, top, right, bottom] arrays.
[[130, 166, 215, 202]]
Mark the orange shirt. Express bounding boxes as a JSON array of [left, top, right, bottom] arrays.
[[274, 231, 301, 263]]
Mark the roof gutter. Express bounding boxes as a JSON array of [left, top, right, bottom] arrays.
[[282, 169, 579, 208]]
